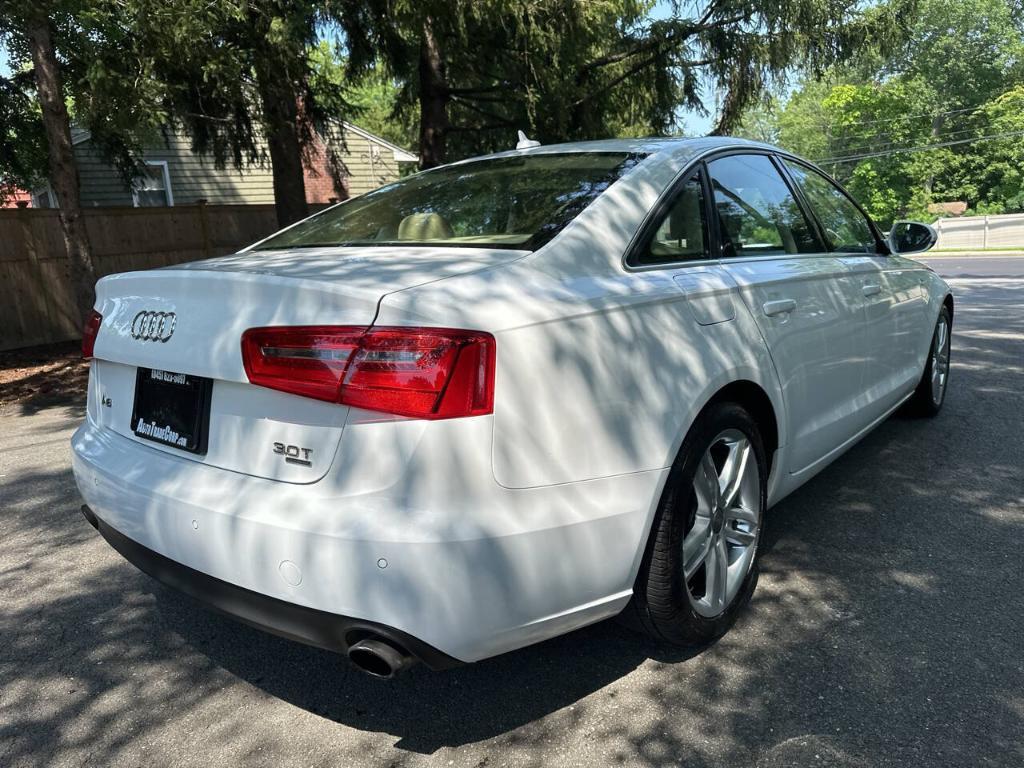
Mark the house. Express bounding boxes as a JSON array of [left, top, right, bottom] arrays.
[[1, 185, 32, 208], [927, 201, 969, 217], [31, 121, 417, 209]]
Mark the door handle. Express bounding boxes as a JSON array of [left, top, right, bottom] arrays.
[[862, 283, 882, 297], [763, 299, 796, 317]]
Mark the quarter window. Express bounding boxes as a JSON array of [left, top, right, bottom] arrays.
[[784, 161, 877, 254], [636, 174, 709, 264], [707, 154, 821, 257]]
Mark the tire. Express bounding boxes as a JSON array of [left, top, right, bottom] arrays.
[[629, 402, 767, 646], [908, 305, 952, 417]]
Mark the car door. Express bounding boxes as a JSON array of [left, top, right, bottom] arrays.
[[780, 159, 919, 421], [707, 152, 869, 475]]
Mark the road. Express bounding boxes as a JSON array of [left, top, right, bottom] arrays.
[[2, 256, 1022, 767]]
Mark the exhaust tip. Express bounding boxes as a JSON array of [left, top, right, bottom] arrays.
[[348, 637, 415, 679]]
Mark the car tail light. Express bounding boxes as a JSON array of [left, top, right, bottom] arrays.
[[82, 310, 102, 359], [241, 326, 495, 419], [241, 326, 364, 403]]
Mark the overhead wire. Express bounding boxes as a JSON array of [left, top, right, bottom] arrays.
[[815, 130, 1024, 164]]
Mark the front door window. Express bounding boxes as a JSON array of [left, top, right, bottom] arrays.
[[783, 161, 878, 254], [706, 154, 822, 257]]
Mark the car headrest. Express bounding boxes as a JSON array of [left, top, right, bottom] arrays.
[[397, 212, 454, 241]]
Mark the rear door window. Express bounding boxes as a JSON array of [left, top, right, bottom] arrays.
[[706, 154, 822, 257]]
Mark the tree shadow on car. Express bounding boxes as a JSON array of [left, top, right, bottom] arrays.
[[151, 297, 1023, 756]]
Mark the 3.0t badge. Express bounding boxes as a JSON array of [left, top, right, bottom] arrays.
[[273, 442, 313, 467]]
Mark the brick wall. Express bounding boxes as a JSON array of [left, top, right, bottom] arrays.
[[303, 133, 349, 204]]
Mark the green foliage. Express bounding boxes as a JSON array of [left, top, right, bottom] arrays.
[[371, 0, 916, 163], [0, 68, 47, 193], [1, 0, 393, 188], [118, 0, 326, 170], [761, 0, 1024, 227], [969, 86, 1024, 212], [0, 0, 926, 201], [734, 100, 780, 145], [775, 79, 834, 162], [1, 0, 192, 184], [880, 0, 1024, 107], [379, 0, 677, 158], [308, 41, 417, 150]]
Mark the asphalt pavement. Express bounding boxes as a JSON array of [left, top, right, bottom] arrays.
[[1, 256, 1022, 767]]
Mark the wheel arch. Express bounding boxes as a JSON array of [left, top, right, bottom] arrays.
[[943, 292, 954, 324], [702, 380, 780, 475], [626, 377, 779, 622]]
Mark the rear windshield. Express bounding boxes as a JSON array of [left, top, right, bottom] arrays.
[[255, 152, 645, 251]]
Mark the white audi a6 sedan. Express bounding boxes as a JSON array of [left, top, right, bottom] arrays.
[[72, 137, 952, 678]]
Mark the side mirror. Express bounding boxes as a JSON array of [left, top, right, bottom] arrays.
[[888, 221, 937, 255]]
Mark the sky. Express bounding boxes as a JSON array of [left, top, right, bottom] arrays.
[[676, 95, 717, 138]]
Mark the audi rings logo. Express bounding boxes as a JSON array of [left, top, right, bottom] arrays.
[[130, 311, 176, 342]]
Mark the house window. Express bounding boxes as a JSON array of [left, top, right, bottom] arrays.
[[132, 161, 174, 207], [33, 186, 55, 208]]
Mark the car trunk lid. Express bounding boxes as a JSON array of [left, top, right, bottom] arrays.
[[89, 245, 526, 483]]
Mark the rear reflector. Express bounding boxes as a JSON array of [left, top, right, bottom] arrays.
[[82, 310, 102, 359], [241, 326, 495, 419]]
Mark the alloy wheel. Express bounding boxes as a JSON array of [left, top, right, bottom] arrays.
[[682, 429, 761, 618], [931, 316, 951, 405]]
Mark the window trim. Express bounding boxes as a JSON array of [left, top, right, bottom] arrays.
[[766, 153, 831, 257], [623, 158, 720, 272], [132, 160, 174, 208], [774, 155, 887, 256], [31, 183, 56, 209]]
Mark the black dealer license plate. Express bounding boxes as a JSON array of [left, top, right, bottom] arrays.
[[131, 368, 213, 454]]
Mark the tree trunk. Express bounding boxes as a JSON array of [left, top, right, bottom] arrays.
[[27, 18, 97, 325], [418, 16, 449, 170], [255, 65, 309, 228]]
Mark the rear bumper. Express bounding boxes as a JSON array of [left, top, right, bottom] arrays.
[[72, 418, 663, 662], [79, 504, 460, 669]]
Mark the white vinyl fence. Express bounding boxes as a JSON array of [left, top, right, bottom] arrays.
[[932, 213, 1024, 250]]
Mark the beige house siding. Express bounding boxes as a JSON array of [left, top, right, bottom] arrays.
[[70, 123, 414, 208], [75, 133, 277, 207], [323, 123, 405, 196]]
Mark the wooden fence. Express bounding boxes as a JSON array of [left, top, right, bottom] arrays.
[[0, 203, 287, 351]]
